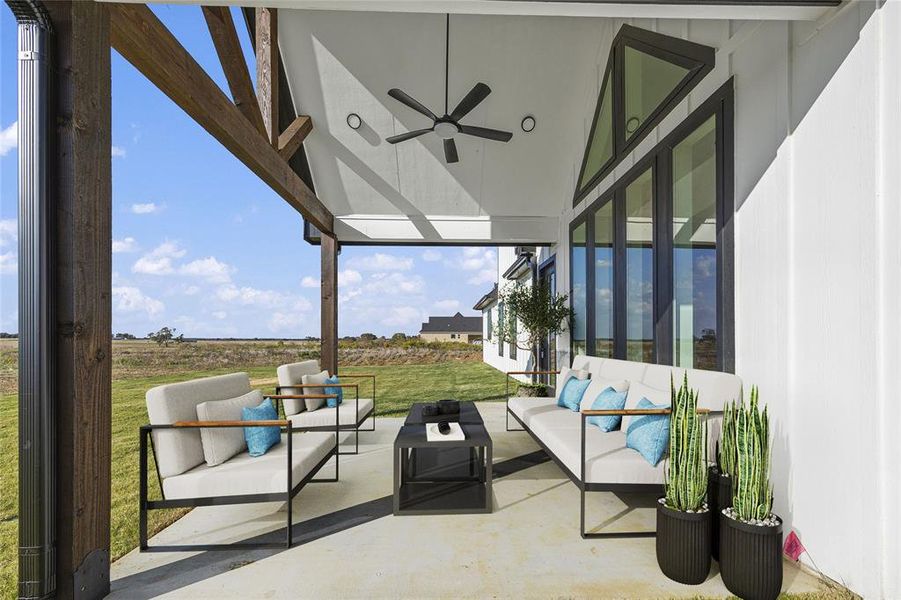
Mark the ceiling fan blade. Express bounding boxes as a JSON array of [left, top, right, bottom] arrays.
[[450, 82, 491, 122], [388, 88, 439, 121], [444, 138, 459, 163], [459, 124, 513, 143], [386, 128, 432, 144]]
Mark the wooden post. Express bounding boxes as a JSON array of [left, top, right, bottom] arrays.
[[321, 234, 338, 375], [45, 2, 112, 598], [256, 7, 278, 146]]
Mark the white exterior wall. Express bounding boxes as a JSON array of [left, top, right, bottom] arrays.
[[481, 247, 534, 380], [549, 4, 900, 597]]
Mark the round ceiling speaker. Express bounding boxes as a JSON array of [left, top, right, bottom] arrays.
[[347, 113, 362, 130], [521, 115, 536, 133]]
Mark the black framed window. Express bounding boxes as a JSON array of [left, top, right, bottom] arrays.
[[498, 303, 505, 358], [486, 308, 493, 341], [569, 79, 734, 372], [574, 25, 715, 206]]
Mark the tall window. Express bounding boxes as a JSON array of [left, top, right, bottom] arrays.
[[594, 202, 614, 357], [568, 80, 733, 372], [486, 308, 493, 341], [570, 223, 588, 357], [575, 25, 714, 204], [625, 168, 655, 363], [497, 303, 505, 357], [672, 115, 718, 369]]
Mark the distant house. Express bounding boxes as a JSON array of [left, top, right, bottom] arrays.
[[419, 312, 483, 343]]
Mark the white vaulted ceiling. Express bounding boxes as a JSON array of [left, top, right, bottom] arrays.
[[279, 9, 608, 243]]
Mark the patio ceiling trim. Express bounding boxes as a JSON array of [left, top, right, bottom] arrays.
[[108, 3, 334, 233]]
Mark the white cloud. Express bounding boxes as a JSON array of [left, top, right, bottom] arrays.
[[112, 286, 164, 316], [0, 251, 16, 275], [339, 269, 362, 286], [131, 202, 161, 215], [212, 310, 227, 320], [467, 268, 496, 285], [179, 256, 233, 283], [0, 121, 16, 157], [433, 299, 461, 312], [0, 219, 16, 247], [421, 249, 442, 262], [112, 237, 137, 253], [132, 241, 185, 275], [380, 306, 425, 328], [183, 285, 200, 296], [365, 272, 424, 296], [268, 312, 307, 333], [348, 253, 413, 271], [300, 276, 318, 288], [216, 284, 312, 312], [111, 145, 126, 158]]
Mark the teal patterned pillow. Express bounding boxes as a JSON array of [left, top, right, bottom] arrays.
[[586, 387, 628, 431], [557, 377, 592, 411], [242, 399, 280, 457], [625, 398, 670, 466], [324, 375, 343, 408]]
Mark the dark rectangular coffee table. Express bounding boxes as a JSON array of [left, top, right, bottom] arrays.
[[393, 401, 493, 515]]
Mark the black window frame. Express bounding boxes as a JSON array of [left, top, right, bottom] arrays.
[[498, 302, 505, 358], [570, 78, 734, 372], [573, 25, 715, 207]]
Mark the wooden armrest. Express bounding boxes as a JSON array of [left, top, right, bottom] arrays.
[[580, 408, 710, 416], [506, 370, 560, 376], [267, 393, 338, 400], [276, 383, 357, 389], [171, 420, 289, 427]]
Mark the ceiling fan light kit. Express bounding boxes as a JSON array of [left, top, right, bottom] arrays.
[[385, 14, 513, 164]]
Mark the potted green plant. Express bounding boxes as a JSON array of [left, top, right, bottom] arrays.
[[495, 280, 572, 388], [656, 374, 711, 585], [719, 387, 783, 600], [709, 399, 738, 561]]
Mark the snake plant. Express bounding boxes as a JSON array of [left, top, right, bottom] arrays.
[[732, 386, 774, 521], [665, 373, 708, 512], [717, 400, 738, 477]]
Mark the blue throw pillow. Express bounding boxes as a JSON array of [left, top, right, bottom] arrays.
[[242, 399, 281, 457], [324, 375, 343, 408], [557, 376, 592, 411], [625, 398, 670, 466], [586, 387, 628, 431]]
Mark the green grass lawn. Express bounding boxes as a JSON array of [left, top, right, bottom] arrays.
[[0, 361, 512, 598]]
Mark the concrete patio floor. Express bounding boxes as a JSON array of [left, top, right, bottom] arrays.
[[110, 402, 828, 599]]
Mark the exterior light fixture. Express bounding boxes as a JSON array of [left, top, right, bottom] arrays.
[[626, 116, 640, 134], [521, 115, 536, 133], [346, 113, 362, 130]]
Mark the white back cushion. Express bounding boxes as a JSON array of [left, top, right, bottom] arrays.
[[579, 377, 630, 412], [146, 372, 252, 478], [554, 366, 589, 400], [301, 370, 330, 411], [571, 354, 742, 413], [196, 389, 264, 467], [623, 381, 670, 431], [277, 360, 322, 415]]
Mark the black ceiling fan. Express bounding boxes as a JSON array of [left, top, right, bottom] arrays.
[[386, 14, 513, 164]]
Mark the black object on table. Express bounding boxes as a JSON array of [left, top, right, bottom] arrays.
[[393, 401, 493, 515]]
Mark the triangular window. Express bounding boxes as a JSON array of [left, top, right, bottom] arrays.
[[575, 26, 714, 205]]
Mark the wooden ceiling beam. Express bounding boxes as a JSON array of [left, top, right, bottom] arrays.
[[278, 115, 313, 161], [109, 3, 333, 233], [201, 5, 267, 138], [256, 7, 279, 146]]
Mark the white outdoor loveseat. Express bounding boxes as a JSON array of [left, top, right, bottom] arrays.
[[506, 355, 742, 538], [274, 360, 376, 455], [140, 372, 339, 551]]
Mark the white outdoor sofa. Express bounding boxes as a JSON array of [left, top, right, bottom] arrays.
[[506, 354, 742, 538], [274, 360, 376, 455], [140, 372, 340, 551]]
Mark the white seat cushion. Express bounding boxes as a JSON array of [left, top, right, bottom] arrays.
[[277, 360, 322, 415], [509, 397, 664, 485], [196, 390, 265, 466], [161, 432, 335, 499], [288, 398, 374, 428], [147, 372, 253, 478]]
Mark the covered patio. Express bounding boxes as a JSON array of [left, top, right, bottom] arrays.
[[108, 403, 827, 599], [12, 0, 899, 599]]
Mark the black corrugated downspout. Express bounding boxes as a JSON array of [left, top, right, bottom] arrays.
[[8, 1, 55, 598]]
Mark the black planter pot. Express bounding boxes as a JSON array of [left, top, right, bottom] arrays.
[[719, 512, 784, 600], [708, 467, 733, 561], [656, 502, 712, 585]]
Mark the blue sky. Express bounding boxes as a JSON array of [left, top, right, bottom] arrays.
[[0, 5, 494, 338]]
